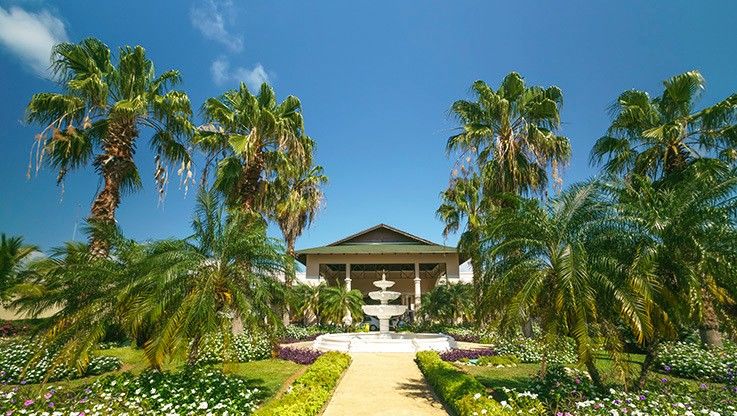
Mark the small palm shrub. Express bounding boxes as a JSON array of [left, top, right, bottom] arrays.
[[253, 351, 350, 416]]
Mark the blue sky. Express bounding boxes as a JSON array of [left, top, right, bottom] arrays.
[[1, 1, 736, 252]]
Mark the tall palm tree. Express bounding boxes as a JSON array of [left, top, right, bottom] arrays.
[[591, 70, 737, 180], [196, 83, 312, 215], [269, 162, 327, 324], [26, 38, 194, 257], [484, 185, 653, 389], [0, 234, 38, 304], [443, 73, 571, 323], [319, 285, 364, 326], [437, 174, 486, 318], [448, 72, 571, 200]]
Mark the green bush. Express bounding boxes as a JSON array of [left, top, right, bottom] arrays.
[[415, 351, 545, 415], [253, 351, 350, 416], [477, 355, 519, 367]]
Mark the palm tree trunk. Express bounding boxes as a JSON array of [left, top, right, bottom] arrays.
[[282, 241, 296, 327], [584, 354, 604, 390], [88, 119, 137, 257], [636, 340, 659, 390], [700, 288, 722, 349], [239, 151, 265, 214], [188, 333, 202, 366]]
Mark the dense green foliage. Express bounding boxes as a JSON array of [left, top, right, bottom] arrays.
[[415, 350, 546, 415], [253, 351, 350, 416]]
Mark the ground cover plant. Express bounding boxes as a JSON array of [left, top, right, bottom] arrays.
[[0, 338, 122, 384]]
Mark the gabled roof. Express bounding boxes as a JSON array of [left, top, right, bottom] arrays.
[[296, 224, 463, 265], [328, 223, 437, 246]]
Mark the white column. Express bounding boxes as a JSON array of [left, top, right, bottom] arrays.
[[414, 262, 421, 312], [343, 263, 352, 326]]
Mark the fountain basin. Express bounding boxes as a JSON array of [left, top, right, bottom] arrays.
[[361, 304, 407, 319], [368, 290, 401, 302], [312, 332, 457, 353]]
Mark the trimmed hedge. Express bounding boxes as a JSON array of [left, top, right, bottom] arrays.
[[416, 351, 545, 415], [253, 351, 350, 416]]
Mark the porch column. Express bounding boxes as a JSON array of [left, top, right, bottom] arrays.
[[343, 263, 352, 325], [414, 262, 421, 311]]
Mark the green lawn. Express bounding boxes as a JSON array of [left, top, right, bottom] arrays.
[[463, 352, 704, 392]]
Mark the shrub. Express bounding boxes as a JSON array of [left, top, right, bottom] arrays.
[[530, 363, 596, 411], [0, 338, 122, 384], [415, 351, 546, 415], [254, 351, 350, 416], [0, 366, 264, 414], [277, 346, 323, 365]]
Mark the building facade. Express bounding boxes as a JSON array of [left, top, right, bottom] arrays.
[[295, 224, 470, 312]]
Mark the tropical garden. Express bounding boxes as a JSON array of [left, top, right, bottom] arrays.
[[2, 37, 737, 415]]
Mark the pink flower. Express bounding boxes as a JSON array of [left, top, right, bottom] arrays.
[[23, 399, 34, 407]]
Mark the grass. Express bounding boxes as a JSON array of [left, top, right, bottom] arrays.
[[223, 359, 305, 397], [463, 352, 705, 392]]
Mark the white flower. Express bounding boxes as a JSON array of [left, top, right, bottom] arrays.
[[198, 401, 208, 410]]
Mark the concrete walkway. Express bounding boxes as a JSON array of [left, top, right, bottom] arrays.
[[322, 353, 448, 416]]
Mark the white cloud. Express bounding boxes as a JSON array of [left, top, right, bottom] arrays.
[[190, 0, 243, 52], [0, 6, 69, 78], [211, 57, 270, 91]]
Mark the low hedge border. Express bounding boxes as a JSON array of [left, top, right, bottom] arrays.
[[415, 350, 544, 416], [253, 351, 351, 416]]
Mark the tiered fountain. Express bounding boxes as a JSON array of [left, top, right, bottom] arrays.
[[312, 272, 457, 353], [361, 272, 407, 335]]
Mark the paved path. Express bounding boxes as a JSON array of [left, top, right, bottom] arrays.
[[322, 353, 448, 416]]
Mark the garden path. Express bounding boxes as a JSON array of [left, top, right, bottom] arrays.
[[322, 352, 448, 416]]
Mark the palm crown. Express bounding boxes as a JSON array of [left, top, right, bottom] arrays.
[[26, 38, 194, 256], [591, 70, 737, 179], [196, 83, 312, 214], [448, 72, 571, 199]]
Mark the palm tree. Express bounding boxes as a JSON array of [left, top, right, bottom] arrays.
[[123, 191, 287, 368], [291, 283, 325, 326], [484, 185, 653, 389], [14, 191, 287, 372], [448, 72, 571, 200], [418, 283, 473, 325], [0, 234, 38, 304], [443, 73, 571, 324], [196, 83, 312, 215], [269, 162, 327, 324], [437, 174, 486, 319], [591, 70, 737, 180], [602, 161, 737, 350], [26, 38, 194, 257], [319, 285, 364, 326]]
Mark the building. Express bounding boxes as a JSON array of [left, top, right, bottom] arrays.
[[295, 224, 471, 312]]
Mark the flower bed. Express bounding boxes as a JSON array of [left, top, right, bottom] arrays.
[[0, 338, 121, 384], [1, 366, 264, 415], [253, 351, 350, 416], [415, 350, 546, 415], [195, 333, 272, 364], [277, 345, 323, 365], [655, 341, 737, 382], [440, 348, 496, 362]]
